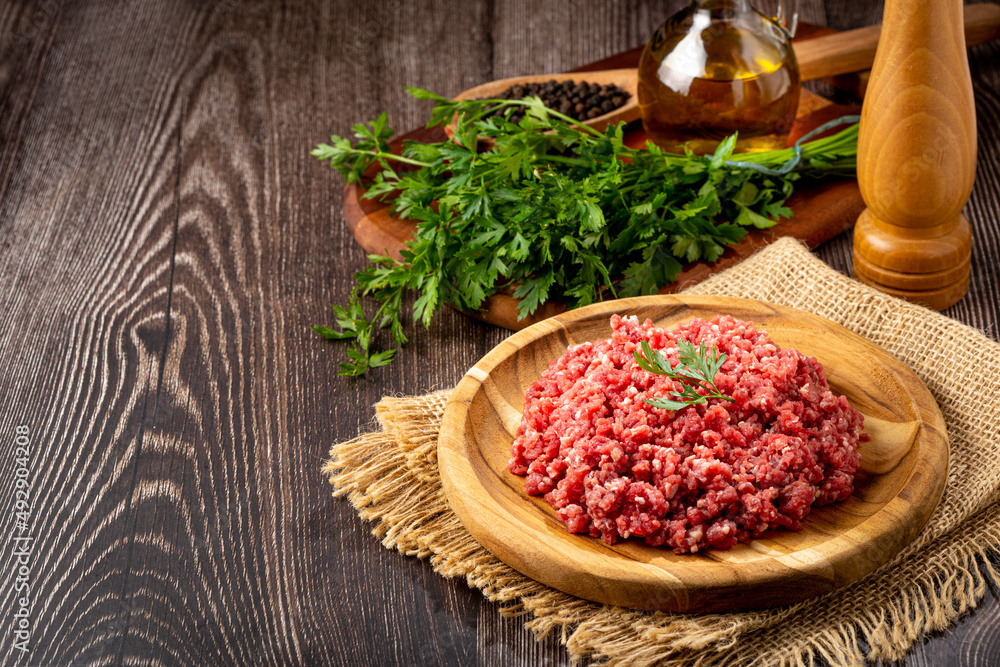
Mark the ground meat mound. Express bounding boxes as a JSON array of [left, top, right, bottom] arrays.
[[507, 315, 866, 554]]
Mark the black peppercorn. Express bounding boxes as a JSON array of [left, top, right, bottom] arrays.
[[477, 79, 630, 122]]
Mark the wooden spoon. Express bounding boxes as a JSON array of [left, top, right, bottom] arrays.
[[452, 69, 639, 134], [450, 2, 1000, 134]]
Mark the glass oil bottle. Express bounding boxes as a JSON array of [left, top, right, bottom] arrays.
[[638, 0, 800, 154]]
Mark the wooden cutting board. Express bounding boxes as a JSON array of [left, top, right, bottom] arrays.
[[343, 26, 865, 330], [437, 296, 949, 613]]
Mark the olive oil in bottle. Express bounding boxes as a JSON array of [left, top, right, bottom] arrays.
[[638, 0, 800, 154]]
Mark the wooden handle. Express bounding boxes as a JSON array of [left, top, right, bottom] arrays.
[[795, 2, 1000, 81], [851, 0, 977, 309]]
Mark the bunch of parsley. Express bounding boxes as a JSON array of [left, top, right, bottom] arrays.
[[312, 88, 859, 376]]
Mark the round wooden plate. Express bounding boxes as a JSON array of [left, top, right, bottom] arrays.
[[438, 295, 949, 613]]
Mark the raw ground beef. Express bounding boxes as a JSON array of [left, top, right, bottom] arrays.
[[507, 314, 867, 553]]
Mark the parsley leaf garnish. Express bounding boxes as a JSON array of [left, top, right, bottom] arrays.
[[634, 340, 735, 411]]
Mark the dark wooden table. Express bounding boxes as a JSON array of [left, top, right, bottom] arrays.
[[2, 1, 998, 665]]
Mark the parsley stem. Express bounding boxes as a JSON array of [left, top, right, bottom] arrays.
[[348, 149, 432, 169], [472, 97, 605, 137], [540, 155, 590, 167]]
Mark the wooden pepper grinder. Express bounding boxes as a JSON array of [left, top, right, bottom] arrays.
[[852, 0, 977, 309]]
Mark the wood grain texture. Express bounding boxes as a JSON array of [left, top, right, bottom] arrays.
[[439, 295, 948, 613], [851, 0, 977, 309], [796, 3, 1000, 80], [0, 0, 996, 666]]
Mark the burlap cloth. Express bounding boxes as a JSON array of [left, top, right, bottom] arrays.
[[324, 237, 1000, 666]]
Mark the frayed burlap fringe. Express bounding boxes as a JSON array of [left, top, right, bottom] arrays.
[[323, 237, 1000, 666]]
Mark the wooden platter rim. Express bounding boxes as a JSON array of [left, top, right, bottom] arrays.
[[437, 295, 949, 613]]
